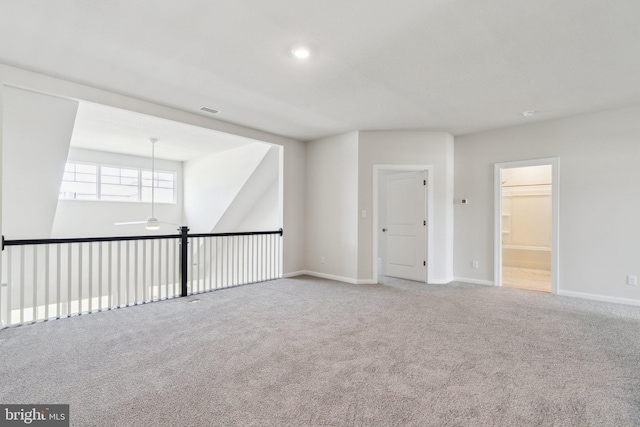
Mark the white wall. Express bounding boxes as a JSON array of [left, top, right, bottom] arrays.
[[358, 131, 454, 283], [305, 132, 359, 281], [0, 63, 306, 275], [212, 145, 280, 232], [51, 148, 184, 237], [2, 86, 78, 239], [454, 105, 640, 303], [183, 142, 271, 233], [305, 130, 455, 284]]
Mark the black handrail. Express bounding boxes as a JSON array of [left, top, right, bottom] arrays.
[[1, 228, 283, 249]]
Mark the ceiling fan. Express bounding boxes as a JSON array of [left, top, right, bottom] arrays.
[[115, 137, 167, 230]]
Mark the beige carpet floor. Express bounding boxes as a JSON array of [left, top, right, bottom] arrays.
[[1, 275, 640, 426]]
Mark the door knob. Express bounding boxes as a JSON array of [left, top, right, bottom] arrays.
[[382, 228, 387, 232]]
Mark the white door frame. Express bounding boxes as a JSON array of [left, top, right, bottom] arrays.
[[494, 157, 560, 293], [373, 164, 433, 284]]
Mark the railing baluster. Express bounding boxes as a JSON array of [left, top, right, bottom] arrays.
[[173, 239, 178, 297], [240, 236, 244, 285], [133, 241, 138, 304], [88, 243, 93, 313], [77, 243, 82, 315], [108, 242, 113, 309], [56, 245, 61, 319], [196, 237, 201, 293], [142, 240, 147, 303], [211, 237, 215, 289], [216, 237, 221, 289], [190, 237, 195, 294], [224, 236, 229, 288], [98, 243, 103, 311], [32, 246, 38, 322], [203, 237, 208, 291], [117, 241, 122, 308], [150, 240, 155, 301], [235, 236, 239, 285], [278, 232, 282, 278], [164, 239, 169, 299], [7, 249, 13, 326], [228, 236, 232, 287], [19, 246, 25, 324], [124, 242, 133, 306], [65, 245, 71, 317], [158, 240, 163, 300]]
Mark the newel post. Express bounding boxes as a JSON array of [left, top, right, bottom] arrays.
[[179, 226, 189, 297]]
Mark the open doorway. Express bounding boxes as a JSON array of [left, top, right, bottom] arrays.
[[373, 165, 432, 284], [494, 158, 559, 293]]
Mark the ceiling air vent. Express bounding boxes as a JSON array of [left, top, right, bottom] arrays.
[[199, 106, 221, 115]]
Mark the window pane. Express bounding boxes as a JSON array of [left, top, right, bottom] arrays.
[[76, 164, 96, 174], [101, 166, 119, 176], [121, 177, 138, 186], [101, 183, 139, 201], [121, 168, 138, 178], [101, 175, 120, 185], [60, 162, 97, 200], [59, 181, 97, 200], [76, 173, 97, 183]]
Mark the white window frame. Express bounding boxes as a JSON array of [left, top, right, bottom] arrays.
[[59, 161, 176, 204]]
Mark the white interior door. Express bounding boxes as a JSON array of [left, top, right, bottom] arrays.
[[383, 171, 426, 281]]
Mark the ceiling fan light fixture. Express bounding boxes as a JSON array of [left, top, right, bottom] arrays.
[[145, 217, 160, 230]]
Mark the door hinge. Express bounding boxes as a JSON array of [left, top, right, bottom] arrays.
[[423, 180, 426, 186], [423, 261, 426, 266], [423, 220, 426, 226]]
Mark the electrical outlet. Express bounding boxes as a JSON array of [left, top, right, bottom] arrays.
[[472, 261, 479, 269], [321, 256, 325, 264], [627, 275, 637, 286]]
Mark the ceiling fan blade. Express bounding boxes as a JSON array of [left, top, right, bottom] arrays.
[[114, 220, 147, 226]]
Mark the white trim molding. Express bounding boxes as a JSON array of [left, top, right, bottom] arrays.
[[453, 277, 495, 286], [282, 271, 307, 278], [299, 270, 360, 285], [558, 290, 640, 307], [494, 157, 560, 294]]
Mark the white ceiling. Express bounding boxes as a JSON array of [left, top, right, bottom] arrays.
[[71, 102, 255, 161], [1, 0, 639, 141]]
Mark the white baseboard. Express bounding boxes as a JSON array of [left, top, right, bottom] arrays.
[[298, 270, 360, 285], [558, 290, 640, 307], [284, 271, 376, 285], [453, 277, 495, 286], [282, 271, 306, 278]]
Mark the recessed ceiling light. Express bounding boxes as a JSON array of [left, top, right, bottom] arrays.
[[522, 111, 535, 117], [291, 47, 311, 59], [200, 106, 221, 114]]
